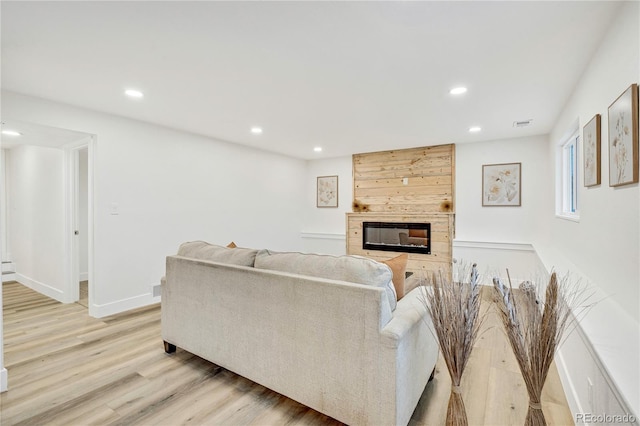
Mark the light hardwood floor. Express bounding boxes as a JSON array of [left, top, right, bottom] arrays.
[[0, 281, 574, 425]]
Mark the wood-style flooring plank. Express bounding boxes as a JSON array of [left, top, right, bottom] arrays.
[[1, 281, 574, 425]]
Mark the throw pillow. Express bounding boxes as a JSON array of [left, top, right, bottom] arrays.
[[177, 241, 258, 267], [382, 254, 409, 300], [227, 241, 237, 248]]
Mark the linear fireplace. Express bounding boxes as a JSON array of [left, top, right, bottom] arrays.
[[362, 222, 431, 255]]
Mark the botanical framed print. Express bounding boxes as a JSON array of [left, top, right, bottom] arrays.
[[482, 163, 521, 206], [317, 175, 338, 207], [583, 114, 601, 187], [608, 83, 639, 187]]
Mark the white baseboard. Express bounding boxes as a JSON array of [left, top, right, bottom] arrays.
[[556, 348, 583, 418], [2, 273, 16, 283], [15, 273, 65, 303], [0, 367, 7, 392], [90, 292, 159, 318]]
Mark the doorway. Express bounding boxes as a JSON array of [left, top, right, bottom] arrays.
[[77, 147, 89, 308], [65, 138, 93, 311]]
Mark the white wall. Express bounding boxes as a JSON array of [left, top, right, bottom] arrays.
[[6, 145, 67, 301], [2, 91, 307, 317], [1, 149, 7, 261], [302, 156, 352, 254], [549, 1, 639, 325], [0, 2, 5, 391], [0, 148, 7, 392], [78, 148, 88, 280], [455, 135, 551, 243], [545, 1, 639, 420], [453, 135, 551, 282]]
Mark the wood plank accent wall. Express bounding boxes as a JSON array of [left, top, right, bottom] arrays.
[[347, 213, 454, 277], [348, 144, 456, 279], [352, 144, 455, 213]]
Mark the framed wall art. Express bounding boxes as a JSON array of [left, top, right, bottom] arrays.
[[583, 114, 601, 187], [317, 175, 338, 207], [482, 163, 521, 206], [608, 83, 639, 187]]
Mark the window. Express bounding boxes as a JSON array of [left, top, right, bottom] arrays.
[[559, 132, 579, 219]]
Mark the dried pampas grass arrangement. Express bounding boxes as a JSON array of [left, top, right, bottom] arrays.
[[493, 271, 592, 426], [420, 262, 484, 426]]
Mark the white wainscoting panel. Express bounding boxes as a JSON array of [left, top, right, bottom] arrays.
[[454, 240, 639, 423], [300, 232, 346, 255], [452, 240, 541, 285], [535, 244, 639, 424]]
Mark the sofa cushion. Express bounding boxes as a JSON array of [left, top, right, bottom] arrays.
[[254, 250, 396, 310], [177, 241, 258, 267], [382, 254, 408, 300]]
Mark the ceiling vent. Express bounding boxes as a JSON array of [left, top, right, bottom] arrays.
[[513, 119, 533, 128]]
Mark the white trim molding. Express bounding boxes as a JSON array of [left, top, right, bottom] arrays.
[[451, 239, 540, 286], [300, 232, 347, 256], [300, 232, 346, 241], [90, 292, 159, 318], [453, 240, 535, 252], [555, 350, 583, 418], [2, 273, 16, 283], [15, 274, 67, 303]]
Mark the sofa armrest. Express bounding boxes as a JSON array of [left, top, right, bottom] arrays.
[[379, 285, 438, 426], [380, 286, 434, 348]]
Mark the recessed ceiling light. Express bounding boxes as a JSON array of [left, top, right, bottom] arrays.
[[250, 127, 263, 134], [449, 87, 468, 95], [469, 126, 482, 133], [314, 147, 323, 152], [1, 130, 22, 136], [125, 89, 144, 98]]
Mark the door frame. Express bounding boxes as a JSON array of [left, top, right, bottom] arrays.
[[63, 136, 95, 313]]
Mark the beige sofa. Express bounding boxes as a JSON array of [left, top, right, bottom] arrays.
[[162, 241, 438, 425]]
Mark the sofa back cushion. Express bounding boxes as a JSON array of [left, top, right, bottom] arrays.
[[254, 250, 396, 311], [177, 241, 258, 267]]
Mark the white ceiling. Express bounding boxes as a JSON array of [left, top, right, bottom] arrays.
[[1, 1, 623, 159], [0, 120, 90, 149]]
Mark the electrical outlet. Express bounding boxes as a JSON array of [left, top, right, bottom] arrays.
[[587, 377, 594, 408]]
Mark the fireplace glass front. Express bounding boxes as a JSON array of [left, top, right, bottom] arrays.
[[362, 222, 431, 255]]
